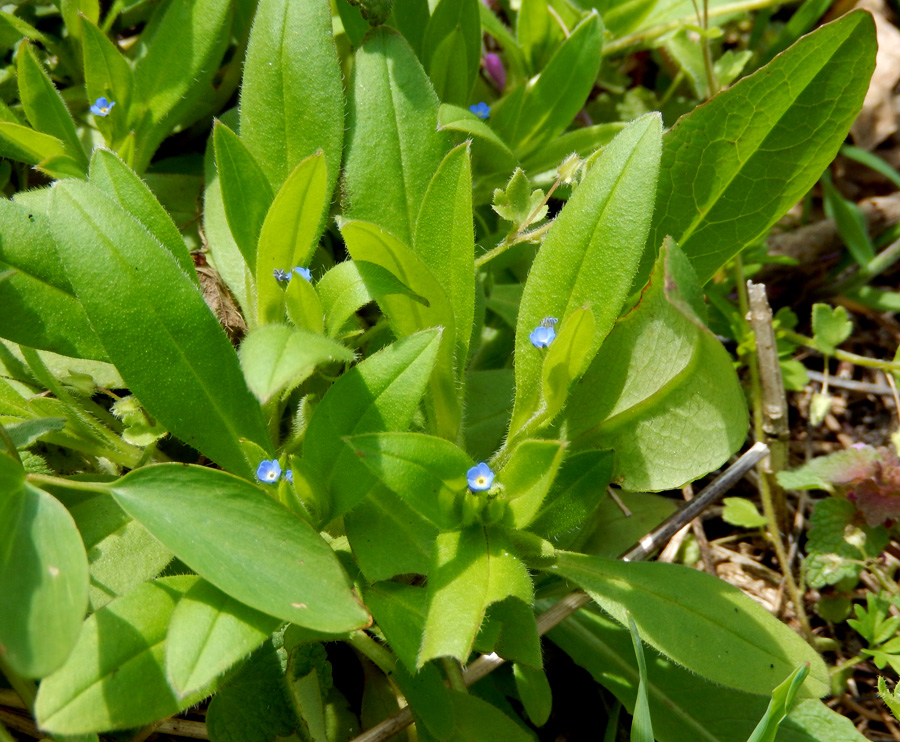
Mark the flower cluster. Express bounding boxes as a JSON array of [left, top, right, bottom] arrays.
[[274, 266, 312, 283], [256, 459, 293, 484], [467, 462, 495, 492], [91, 97, 115, 117], [469, 102, 490, 120], [529, 316, 558, 348]]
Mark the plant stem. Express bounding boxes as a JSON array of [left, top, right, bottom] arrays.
[[26, 472, 112, 494], [830, 655, 865, 677], [345, 631, 397, 677], [441, 657, 467, 693], [0, 656, 36, 713], [781, 330, 900, 373]]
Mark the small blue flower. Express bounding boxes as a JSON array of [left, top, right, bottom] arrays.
[[256, 459, 282, 483], [469, 102, 490, 120], [90, 97, 115, 116], [529, 317, 558, 348], [285, 469, 293, 484], [467, 462, 495, 492], [293, 267, 312, 282], [273, 268, 290, 282]]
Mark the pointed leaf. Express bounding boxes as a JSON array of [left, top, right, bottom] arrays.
[[166, 579, 282, 697], [646, 10, 876, 284], [0, 122, 67, 167], [512, 114, 662, 434], [303, 329, 442, 521], [82, 17, 133, 141], [34, 576, 204, 734], [0, 460, 89, 679], [551, 552, 829, 698], [49, 180, 270, 478], [240, 0, 343, 192], [344, 27, 448, 246], [422, 0, 481, 106], [239, 324, 354, 403], [110, 464, 369, 632], [500, 439, 567, 529]]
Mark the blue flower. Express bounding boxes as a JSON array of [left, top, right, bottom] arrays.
[[256, 459, 281, 483], [293, 267, 312, 282], [469, 102, 490, 120], [529, 317, 558, 348], [285, 469, 293, 484], [90, 97, 115, 116], [273, 269, 290, 282], [467, 462, 494, 492]]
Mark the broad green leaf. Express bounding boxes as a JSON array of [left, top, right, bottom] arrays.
[[362, 582, 428, 672], [82, 17, 133, 142], [513, 663, 552, 726], [240, 0, 343, 192], [284, 272, 325, 334], [49, 180, 270, 478], [89, 149, 196, 283], [517, 0, 564, 73], [414, 143, 475, 364], [811, 303, 852, 355], [463, 369, 514, 462], [166, 579, 282, 696], [436, 690, 534, 742], [344, 27, 448, 246], [645, 10, 876, 285], [0, 122, 67, 167], [551, 552, 829, 698], [346, 432, 472, 530], [340, 220, 460, 439], [110, 464, 369, 632], [17, 41, 86, 169], [303, 329, 442, 522], [34, 576, 205, 734], [0, 199, 107, 360], [317, 260, 428, 338], [540, 305, 596, 424], [520, 123, 624, 185], [239, 324, 354, 403], [4, 417, 65, 449], [565, 240, 748, 491], [495, 11, 603, 156], [214, 121, 274, 268], [528, 449, 613, 543], [256, 153, 328, 324], [547, 604, 865, 742], [419, 525, 532, 666], [422, 0, 481, 106], [722, 497, 769, 529], [0, 461, 89, 679], [438, 103, 519, 174], [388, 0, 430, 58], [500, 439, 567, 529], [511, 114, 662, 435], [131, 0, 233, 171]]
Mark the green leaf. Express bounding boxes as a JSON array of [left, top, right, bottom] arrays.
[[539, 305, 596, 424], [519, 123, 624, 185], [645, 10, 877, 285], [131, 0, 233, 171], [362, 582, 428, 673], [547, 603, 866, 742], [284, 269, 325, 334], [422, 0, 481, 106], [517, 0, 563, 73], [88, 149, 196, 283], [346, 432, 472, 530], [565, 239, 748, 491], [0, 122, 66, 167], [419, 526, 532, 666], [627, 614, 654, 742], [495, 11, 603, 156], [500, 439, 567, 529], [747, 664, 809, 742], [0, 465, 89, 679], [463, 369, 515, 462], [3, 417, 66, 449], [240, 0, 343, 192], [49, 181, 270, 477], [722, 497, 769, 529], [239, 325, 354, 403], [0, 198, 107, 360], [256, 153, 328, 324], [110, 464, 369, 632], [317, 260, 429, 338], [303, 329, 442, 522], [414, 143, 475, 364], [492, 168, 546, 228], [82, 17, 133, 142], [214, 121, 274, 269], [17, 41, 86, 169], [435, 689, 535, 741], [166, 578, 282, 697], [821, 173, 874, 267], [344, 27, 448, 246], [513, 663, 551, 727], [34, 576, 206, 734], [811, 303, 852, 355], [550, 552, 829, 698], [340, 220, 460, 439], [511, 114, 662, 435], [438, 104, 518, 174], [528, 449, 613, 542]]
